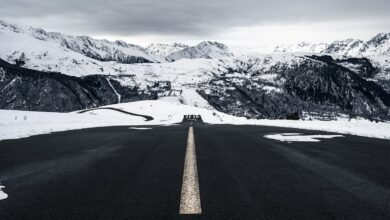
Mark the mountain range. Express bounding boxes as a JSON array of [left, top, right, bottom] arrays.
[[0, 20, 234, 65], [273, 33, 390, 57], [0, 20, 389, 121]]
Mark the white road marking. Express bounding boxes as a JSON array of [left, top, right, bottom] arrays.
[[179, 127, 202, 215], [0, 185, 8, 200], [264, 133, 344, 142]]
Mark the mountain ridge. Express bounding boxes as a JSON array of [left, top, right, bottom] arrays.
[[145, 43, 189, 57], [272, 33, 390, 56], [167, 41, 234, 61], [0, 20, 165, 64]]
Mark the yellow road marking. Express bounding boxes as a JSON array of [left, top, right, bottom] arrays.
[[179, 127, 202, 214]]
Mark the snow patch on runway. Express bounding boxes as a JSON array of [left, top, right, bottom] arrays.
[[264, 133, 344, 142], [0, 185, 8, 200]]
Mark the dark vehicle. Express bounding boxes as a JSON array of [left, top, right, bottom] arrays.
[[182, 115, 203, 122]]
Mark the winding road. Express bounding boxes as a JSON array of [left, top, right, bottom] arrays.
[[78, 107, 154, 121]]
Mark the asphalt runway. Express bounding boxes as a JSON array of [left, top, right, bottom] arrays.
[[0, 123, 389, 219]]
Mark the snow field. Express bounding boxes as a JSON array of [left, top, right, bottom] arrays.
[[1, 100, 390, 141]]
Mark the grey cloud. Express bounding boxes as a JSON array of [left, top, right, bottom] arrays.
[[0, 0, 389, 36]]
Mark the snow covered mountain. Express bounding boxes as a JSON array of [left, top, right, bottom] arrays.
[[0, 20, 164, 65], [274, 42, 328, 53], [0, 20, 389, 121], [269, 35, 390, 82], [322, 39, 364, 56], [167, 41, 234, 61], [272, 33, 390, 57], [360, 33, 390, 56], [2, 52, 388, 120], [145, 43, 189, 57], [323, 33, 390, 56], [198, 55, 390, 120]]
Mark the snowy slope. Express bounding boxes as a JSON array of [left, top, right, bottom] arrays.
[[0, 20, 164, 65], [168, 41, 234, 61], [0, 28, 113, 77], [108, 58, 220, 91]]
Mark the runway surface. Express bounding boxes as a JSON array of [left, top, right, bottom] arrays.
[[1, 123, 390, 219]]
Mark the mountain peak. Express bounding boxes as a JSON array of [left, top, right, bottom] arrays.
[[145, 43, 189, 57], [167, 41, 233, 61], [322, 33, 390, 56], [366, 33, 390, 46], [198, 41, 228, 50]]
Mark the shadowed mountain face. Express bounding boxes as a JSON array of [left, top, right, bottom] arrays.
[[0, 59, 163, 112], [198, 56, 390, 120]]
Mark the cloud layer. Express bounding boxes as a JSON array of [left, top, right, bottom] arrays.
[[1, 0, 389, 36]]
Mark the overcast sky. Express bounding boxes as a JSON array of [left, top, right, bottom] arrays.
[[0, 0, 389, 47]]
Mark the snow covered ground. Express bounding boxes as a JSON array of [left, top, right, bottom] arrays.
[[1, 100, 390, 141], [0, 185, 7, 200], [246, 118, 390, 140], [264, 133, 344, 142], [0, 100, 235, 141]]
